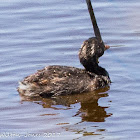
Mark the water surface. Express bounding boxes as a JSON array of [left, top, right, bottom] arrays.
[[0, 0, 140, 139]]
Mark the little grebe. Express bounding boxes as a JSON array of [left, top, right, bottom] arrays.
[[18, 0, 111, 97]]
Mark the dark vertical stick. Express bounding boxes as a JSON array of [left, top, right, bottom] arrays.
[[86, 0, 102, 43]]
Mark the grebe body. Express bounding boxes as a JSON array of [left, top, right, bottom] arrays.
[[18, 0, 111, 98], [18, 37, 110, 97], [18, 65, 110, 97]]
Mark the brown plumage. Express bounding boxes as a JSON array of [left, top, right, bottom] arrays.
[[18, 37, 110, 98], [18, 0, 111, 98]]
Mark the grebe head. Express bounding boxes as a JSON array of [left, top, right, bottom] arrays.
[[82, 0, 110, 74], [79, 37, 109, 66], [79, 37, 110, 75]]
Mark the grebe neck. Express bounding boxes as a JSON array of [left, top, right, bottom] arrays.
[[84, 62, 109, 77]]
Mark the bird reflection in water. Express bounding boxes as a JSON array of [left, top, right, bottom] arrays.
[[20, 86, 112, 123]]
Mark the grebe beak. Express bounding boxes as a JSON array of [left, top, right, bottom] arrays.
[[105, 45, 110, 50]]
